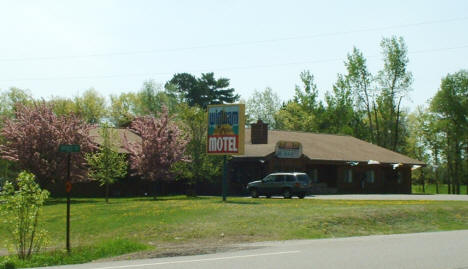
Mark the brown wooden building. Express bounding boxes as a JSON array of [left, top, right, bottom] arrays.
[[230, 121, 425, 194]]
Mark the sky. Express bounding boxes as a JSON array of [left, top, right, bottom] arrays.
[[1, 0, 467, 111]]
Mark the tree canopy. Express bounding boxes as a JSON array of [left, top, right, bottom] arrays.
[[0, 103, 95, 188], [123, 107, 189, 186], [166, 72, 239, 108]]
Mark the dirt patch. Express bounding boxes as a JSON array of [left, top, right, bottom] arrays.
[[94, 240, 264, 262]]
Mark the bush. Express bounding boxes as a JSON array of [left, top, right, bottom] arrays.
[[0, 257, 16, 269], [0, 172, 49, 259]]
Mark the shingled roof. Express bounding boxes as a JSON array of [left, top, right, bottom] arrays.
[[238, 129, 424, 165], [89, 128, 141, 154]]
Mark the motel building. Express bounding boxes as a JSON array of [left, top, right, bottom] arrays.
[[229, 120, 425, 194]]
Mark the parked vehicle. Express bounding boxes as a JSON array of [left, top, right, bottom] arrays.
[[246, 172, 312, 199]]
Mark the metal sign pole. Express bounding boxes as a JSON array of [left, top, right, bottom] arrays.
[[59, 144, 79, 253], [222, 155, 227, 201]]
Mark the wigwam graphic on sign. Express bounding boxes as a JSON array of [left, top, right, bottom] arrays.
[[207, 104, 245, 155]]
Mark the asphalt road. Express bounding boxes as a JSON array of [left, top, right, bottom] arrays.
[[309, 194, 468, 201], [254, 194, 468, 201], [50, 230, 468, 269]]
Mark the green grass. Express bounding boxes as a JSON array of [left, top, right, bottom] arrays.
[[1, 196, 468, 267], [412, 184, 468, 194], [0, 239, 149, 269]]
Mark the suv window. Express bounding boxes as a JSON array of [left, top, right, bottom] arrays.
[[263, 175, 275, 182], [274, 175, 284, 182], [285, 175, 295, 182], [297, 174, 311, 183]]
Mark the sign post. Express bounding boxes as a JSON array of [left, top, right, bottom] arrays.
[[207, 104, 245, 201], [59, 144, 80, 253]]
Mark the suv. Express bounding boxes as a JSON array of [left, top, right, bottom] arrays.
[[247, 172, 311, 199]]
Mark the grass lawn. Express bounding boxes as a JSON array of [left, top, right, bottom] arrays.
[[1, 196, 468, 267], [412, 184, 468, 194]]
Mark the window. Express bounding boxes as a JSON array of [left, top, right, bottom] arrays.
[[297, 174, 311, 183], [263, 175, 274, 182], [344, 169, 353, 183], [286, 175, 295, 182], [366, 170, 375, 184], [397, 171, 403, 184], [274, 175, 284, 182], [309, 169, 318, 183]]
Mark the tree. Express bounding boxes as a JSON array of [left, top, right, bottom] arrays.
[[376, 36, 413, 151], [275, 71, 325, 132], [74, 88, 107, 124], [109, 93, 138, 127], [0, 103, 95, 189], [246, 87, 281, 128], [342, 47, 374, 141], [0, 87, 32, 127], [134, 80, 178, 116], [409, 106, 444, 193], [85, 124, 128, 203], [123, 107, 188, 198], [0, 171, 49, 259], [166, 72, 240, 108], [406, 108, 431, 192], [323, 74, 365, 137], [172, 104, 223, 195], [47, 96, 76, 117], [430, 70, 468, 194], [0, 88, 32, 183]]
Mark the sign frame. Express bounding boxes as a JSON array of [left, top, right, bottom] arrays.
[[59, 144, 80, 153], [206, 104, 245, 156]]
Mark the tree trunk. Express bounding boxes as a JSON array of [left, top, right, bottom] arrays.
[[152, 181, 159, 200], [392, 97, 402, 151], [421, 174, 425, 193], [105, 182, 109, 203], [434, 148, 440, 194], [373, 101, 381, 146], [364, 88, 375, 144], [446, 133, 452, 194], [455, 141, 461, 194]]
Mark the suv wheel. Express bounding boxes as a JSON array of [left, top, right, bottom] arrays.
[[298, 193, 306, 199], [283, 188, 292, 199], [250, 188, 259, 198]]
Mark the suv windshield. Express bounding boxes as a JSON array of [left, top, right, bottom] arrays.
[[297, 174, 311, 183]]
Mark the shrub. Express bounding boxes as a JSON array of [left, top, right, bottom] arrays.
[[0, 171, 49, 259]]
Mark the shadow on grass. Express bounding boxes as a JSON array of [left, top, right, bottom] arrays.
[[45, 198, 103, 205], [132, 196, 212, 202], [218, 200, 260, 205]]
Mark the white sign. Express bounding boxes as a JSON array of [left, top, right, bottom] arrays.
[[275, 141, 302, 158]]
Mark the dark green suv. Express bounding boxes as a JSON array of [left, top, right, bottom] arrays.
[[247, 172, 312, 199]]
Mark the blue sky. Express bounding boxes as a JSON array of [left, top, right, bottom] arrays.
[[1, 0, 467, 110]]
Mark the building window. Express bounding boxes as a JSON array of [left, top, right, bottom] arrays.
[[309, 169, 318, 183], [366, 170, 375, 184], [344, 169, 353, 183], [397, 171, 403, 184]]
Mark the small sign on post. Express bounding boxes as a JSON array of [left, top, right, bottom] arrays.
[[59, 144, 80, 153], [58, 144, 80, 253]]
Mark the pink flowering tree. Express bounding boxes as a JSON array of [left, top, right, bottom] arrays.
[[0, 103, 95, 189], [124, 107, 189, 198]]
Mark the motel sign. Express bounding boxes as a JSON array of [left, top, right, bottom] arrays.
[[207, 104, 245, 155]]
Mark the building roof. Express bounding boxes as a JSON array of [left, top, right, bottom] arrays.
[[89, 128, 141, 154], [237, 129, 425, 165]]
